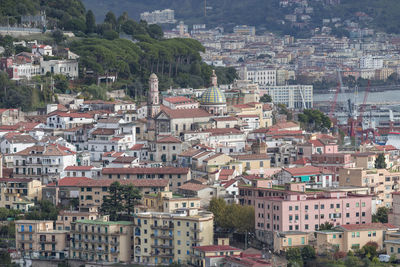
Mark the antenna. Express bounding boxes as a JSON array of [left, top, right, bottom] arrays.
[[204, 0, 207, 16]]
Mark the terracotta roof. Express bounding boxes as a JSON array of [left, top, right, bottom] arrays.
[[156, 136, 182, 143], [15, 144, 76, 156], [178, 182, 209, 191], [204, 153, 228, 162], [50, 177, 92, 187], [164, 96, 195, 104], [65, 166, 94, 171], [159, 106, 211, 119], [221, 179, 237, 188], [193, 245, 241, 252], [192, 151, 214, 160], [179, 148, 203, 157], [220, 169, 234, 176], [269, 121, 299, 130], [130, 144, 145, 150], [77, 179, 169, 188], [103, 151, 125, 157], [283, 166, 322, 176], [293, 158, 311, 165], [309, 139, 324, 147], [213, 117, 238, 122], [234, 154, 269, 160], [102, 167, 189, 175], [50, 112, 93, 119], [375, 145, 397, 151], [112, 156, 137, 163], [205, 128, 242, 135]]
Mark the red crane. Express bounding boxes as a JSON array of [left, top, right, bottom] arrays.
[[329, 82, 341, 119]]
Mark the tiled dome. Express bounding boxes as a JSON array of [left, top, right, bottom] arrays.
[[200, 86, 226, 105]]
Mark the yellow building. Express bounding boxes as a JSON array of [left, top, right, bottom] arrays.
[[203, 153, 234, 173], [190, 245, 242, 267], [339, 168, 400, 209], [273, 231, 309, 253], [70, 217, 133, 263], [56, 207, 100, 230], [0, 178, 42, 211], [229, 102, 265, 127], [78, 179, 169, 208], [352, 152, 391, 169], [133, 209, 214, 265], [233, 154, 270, 177], [15, 220, 69, 260], [142, 191, 201, 212], [316, 223, 398, 253]]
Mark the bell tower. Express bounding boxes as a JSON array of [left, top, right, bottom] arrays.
[[148, 73, 160, 118], [211, 69, 217, 87]]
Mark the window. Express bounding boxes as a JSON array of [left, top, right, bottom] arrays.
[[368, 232, 371, 237], [321, 204, 324, 209], [356, 232, 360, 237], [305, 214, 308, 220], [356, 202, 359, 207], [295, 206, 299, 211], [305, 205, 308, 210], [373, 231, 376, 237], [333, 234, 336, 239], [289, 206, 292, 211], [330, 204, 334, 209], [352, 232, 355, 238], [346, 203, 350, 208], [314, 205, 318, 210], [362, 202, 366, 207], [336, 204, 340, 208]]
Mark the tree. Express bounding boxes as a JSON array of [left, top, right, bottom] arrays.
[[121, 184, 141, 216], [361, 241, 378, 260], [319, 222, 334, 230], [52, 30, 66, 44], [286, 248, 303, 267], [372, 207, 389, 223], [85, 10, 96, 33], [301, 245, 316, 261], [25, 200, 58, 220], [100, 182, 124, 221], [104, 11, 117, 29], [100, 182, 142, 221], [298, 109, 331, 132], [374, 154, 387, 169], [260, 94, 272, 103], [208, 197, 227, 227]]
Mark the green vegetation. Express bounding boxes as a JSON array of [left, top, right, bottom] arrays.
[[100, 182, 141, 221], [83, 0, 400, 37], [372, 207, 389, 223], [208, 197, 254, 233], [374, 154, 387, 169], [25, 200, 59, 220], [319, 222, 334, 231], [0, 0, 238, 111], [298, 109, 331, 132], [260, 94, 272, 103]]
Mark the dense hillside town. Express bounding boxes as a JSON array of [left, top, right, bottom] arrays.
[[3, 1, 400, 267]]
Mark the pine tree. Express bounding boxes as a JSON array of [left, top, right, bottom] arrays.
[[374, 153, 387, 169]]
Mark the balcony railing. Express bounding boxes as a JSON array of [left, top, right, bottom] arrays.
[[150, 224, 174, 230], [151, 244, 174, 249], [190, 236, 203, 242]]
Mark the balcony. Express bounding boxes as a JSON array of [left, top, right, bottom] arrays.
[[190, 236, 203, 242], [151, 252, 174, 257], [190, 228, 202, 233], [151, 244, 174, 249], [158, 235, 173, 240], [39, 240, 57, 244], [150, 224, 174, 230]]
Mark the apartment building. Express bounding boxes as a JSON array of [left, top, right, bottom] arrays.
[[389, 192, 400, 228], [240, 67, 276, 86], [70, 218, 133, 263], [78, 179, 169, 208], [273, 231, 310, 253], [238, 180, 373, 245], [15, 220, 69, 260], [102, 167, 191, 192], [190, 245, 242, 267], [260, 85, 313, 109], [0, 178, 42, 210], [13, 144, 77, 184], [316, 223, 398, 253], [133, 209, 214, 265], [339, 167, 400, 208], [56, 208, 100, 231], [142, 191, 201, 213]]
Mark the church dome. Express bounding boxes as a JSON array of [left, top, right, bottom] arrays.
[[200, 86, 226, 105]]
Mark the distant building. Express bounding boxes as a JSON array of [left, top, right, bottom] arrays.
[[233, 25, 256, 36], [260, 85, 313, 109], [240, 66, 277, 86], [140, 9, 176, 24], [360, 55, 383, 70]]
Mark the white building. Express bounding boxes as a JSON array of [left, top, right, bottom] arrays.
[[0, 134, 37, 154], [140, 9, 176, 24], [240, 66, 277, 86], [12, 144, 77, 184], [10, 63, 41, 80], [40, 60, 79, 79], [32, 45, 53, 57], [360, 55, 384, 70], [260, 85, 313, 109], [163, 96, 199, 110], [46, 112, 94, 129]]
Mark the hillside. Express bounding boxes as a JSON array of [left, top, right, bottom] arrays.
[[82, 0, 400, 35], [0, 0, 238, 111]]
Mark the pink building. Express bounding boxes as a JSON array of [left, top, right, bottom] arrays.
[[311, 153, 354, 173], [239, 181, 373, 245]]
